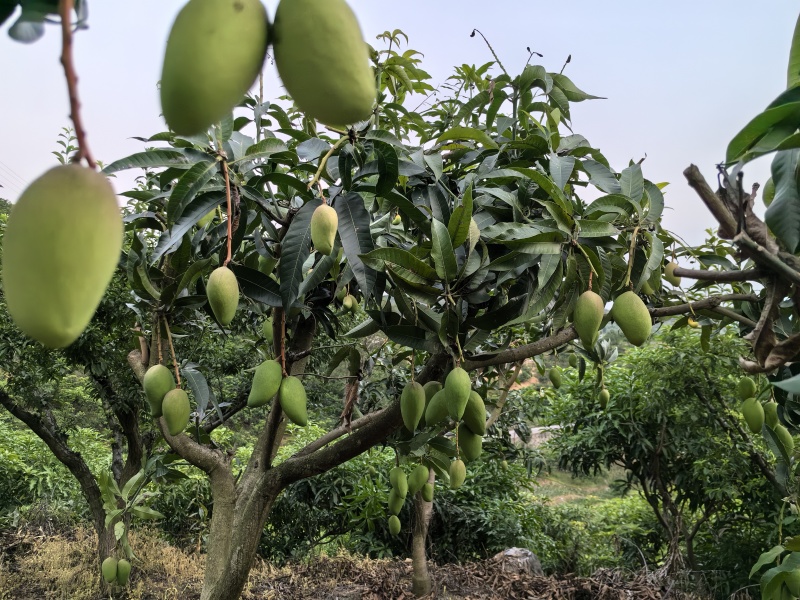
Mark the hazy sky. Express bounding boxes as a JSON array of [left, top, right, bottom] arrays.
[[0, 1, 797, 245]]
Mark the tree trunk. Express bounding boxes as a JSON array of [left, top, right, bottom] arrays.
[[411, 468, 435, 597]]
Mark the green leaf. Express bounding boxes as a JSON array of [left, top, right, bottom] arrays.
[[790, 14, 800, 89], [151, 192, 226, 263], [447, 185, 473, 246], [772, 370, 800, 394], [620, 164, 644, 203], [430, 219, 458, 282], [102, 149, 191, 175], [766, 149, 800, 253], [750, 545, 785, 578], [231, 265, 283, 308], [583, 160, 621, 194], [373, 139, 399, 197], [437, 126, 498, 150], [336, 192, 377, 301], [508, 167, 570, 213], [120, 470, 145, 503], [727, 102, 800, 164], [233, 138, 288, 163], [132, 506, 165, 521], [360, 248, 438, 281], [173, 258, 214, 302], [551, 73, 603, 102], [299, 255, 336, 296], [166, 159, 219, 224], [279, 199, 321, 310], [114, 521, 126, 541], [384, 325, 439, 352], [182, 367, 210, 417], [642, 181, 665, 224], [549, 154, 576, 191]]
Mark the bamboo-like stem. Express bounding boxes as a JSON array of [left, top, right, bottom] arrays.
[[223, 161, 233, 266], [162, 316, 181, 386]]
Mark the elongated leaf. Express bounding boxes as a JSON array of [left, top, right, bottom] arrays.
[[120, 471, 145, 503], [437, 126, 498, 150], [166, 159, 218, 224], [299, 255, 335, 296], [790, 14, 800, 89], [373, 139, 399, 197], [132, 506, 165, 521], [766, 149, 800, 253], [279, 199, 321, 309], [384, 325, 439, 352], [297, 138, 330, 162], [231, 264, 283, 307], [336, 192, 377, 301], [583, 159, 621, 194], [508, 167, 570, 212], [620, 164, 644, 203], [183, 367, 210, 416], [103, 150, 191, 175], [551, 73, 603, 102], [151, 192, 226, 263], [447, 185, 473, 246], [360, 248, 438, 281], [642, 180, 664, 224], [549, 154, 575, 191], [575, 219, 619, 238], [365, 129, 404, 147], [431, 219, 457, 282], [727, 102, 800, 163], [234, 138, 288, 163]]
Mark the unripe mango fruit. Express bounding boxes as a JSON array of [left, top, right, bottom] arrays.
[[775, 424, 795, 453], [388, 488, 404, 515], [741, 398, 764, 434], [737, 377, 757, 401], [207, 266, 239, 326], [548, 367, 562, 389], [424, 389, 449, 428], [421, 482, 434, 502], [598, 388, 610, 409], [388, 515, 401, 536], [116, 559, 131, 586], [765, 401, 779, 428], [162, 388, 191, 436], [101, 557, 118, 583], [569, 353, 578, 368], [258, 254, 277, 276], [310, 204, 338, 255], [449, 459, 466, 489], [458, 423, 483, 461], [664, 262, 682, 286], [160, 0, 269, 135], [2, 165, 122, 348], [390, 467, 408, 498], [408, 464, 429, 496], [611, 291, 652, 346], [573, 290, 604, 349], [262, 317, 274, 345], [342, 294, 357, 312], [445, 367, 471, 420], [197, 209, 216, 228], [279, 376, 308, 426], [143, 364, 176, 417], [463, 391, 486, 436], [273, 0, 375, 125], [247, 360, 283, 408], [400, 381, 426, 432]]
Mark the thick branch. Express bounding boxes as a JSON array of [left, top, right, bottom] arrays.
[[649, 294, 757, 318], [710, 306, 758, 329], [684, 165, 737, 238], [734, 233, 800, 288], [672, 267, 762, 282], [157, 418, 231, 478], [463, 326, 578, 370]]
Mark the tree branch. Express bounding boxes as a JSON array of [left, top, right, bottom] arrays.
[[710, 306, 758, 329], [649, 294, 757, 318], [672, 267, 762, 282], [684, 165, 737, 239], [463, 326, 578, 370]]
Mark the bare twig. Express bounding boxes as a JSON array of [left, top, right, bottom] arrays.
[[672, 266, 762, 282], [58, 0, 95, 169]]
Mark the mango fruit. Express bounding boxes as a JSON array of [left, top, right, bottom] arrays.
[[641, 281, 655, 295], [400, 381, 425, 432], [776, 424, 795, 453], [463, 391, 486, 436], [388, 488, 404, 515], [424, 389, 449, 428], [573, 290, 604, 348], [388, 515, 401, 536], [765, 401, 779, 428], [548, 367, 562, 389], [408, 464, 429, 496], [162, 388, 191, 436], [101, 556, 118, 583], [160, 0, 269, 135], [248, 360, 283, 408], [273, 0, 375, 125], [458, 423, 482, 461], [569, 353, 578, 368], [449, 459, 466, 489], [197, 209, 216, 228], [207, 266, 239, 326], [116, 559, 131, 586], [445, 367, 471, 420], [258, 254, 277, 276], [390, 467, 408, 498], [342, 294, 357, 312], [741, 398, 764, 434], [664, 262, 682, 286], [598, 388, 610, 409], [611, 291, 652, 346], [423, 381, 442, 403], [143, 364, 175, 417], [421, 482, 434, 503], [262, 317, 274, 345], [310, 204, 338, 255], [392, 214, 402, 226], [2, 165, 122, 348], [279, 376, 308, 426], [737, 377, 757, 401]]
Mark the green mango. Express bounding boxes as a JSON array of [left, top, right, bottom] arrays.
[[279, 376, 308, 426], [664, 261, 682, 286], [423, 381, 442, 403], [775, 424, 795, 453], [741, 398, 764, 434], [424, 389, 449, 428], [737, 377, 757, 401], [449, 459, 466, 489], [462, 391, 486, 436], [458, 423, 482, 462], [247, 360, 283, 408], [273, 0, 375, 125], [162, 388, 191, 436], [568, 353, 578, 368], [196, 209, 216, 228], [143, 364, 175, 417], [116, 558, 131, 586], [160, 0, 269, 135], [765, 401, 779, 428], [400, 381, 426, 432], [388, 488, 404, 515], [408, 464, 429, 496], [389, 467, 408, 499], [2, 165, 122, 348], [207, 266, 239, 326], [573, 290, 604, 349], [549, 367, 562, 389], [611, 291, 652, 346], [421, 483, 434, 503], [388, 515, 401, 536], [101, 556, 118, 583], [598, 388, 610, 409], [310, 204, 338, 255], [445, 367, 471, 420], [342, 294, 357, 312], [262, 317, 274, 345], [258, 254, 278, 276]]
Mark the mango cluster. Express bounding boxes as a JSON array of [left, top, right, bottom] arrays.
[[101, 556, 131, 586], [248, 359, 308, 426], [737, 377, 793, 452], [143, 365, 190, 436], [160, 0, 376, 135]]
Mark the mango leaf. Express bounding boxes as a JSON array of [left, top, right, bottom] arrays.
[[437, 126, 499, 150], [765, 149, 800, 253], [299, 255, 336, 296], [182, 367, 210, 417], [789, 14, 800, 89], [114, 522, 126, 541], [620, 164, 644, 203], [336, 192, 377, 301], [583, 159, 621, 194], [384, 325, 439, 352], [447, 185, 474, 246], [132, 506, 165, 521], [102, 149, 191, 175], [360, 248, 438, 281], [279, 199, 321, 309], [151, 192, 226, 263], [642, 180, 665, 224], [760, 551, 800, 596], [508, 167, 570, 213], [750, 545, 785, 579], [430, 219, 458, 282], [373, 139, 399, 197], [230, 264, 282, 308], [297, 138, 330, 162], [120, 470, 145, 503], [551, 73, 603, 102], [549, 154, 576, 191], [233, 138, 288, 163], [166, 159, 219, 224], [727, 102, 800, 164], [772, 371, 800, 394]]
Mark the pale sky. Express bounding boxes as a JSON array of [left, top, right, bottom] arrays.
[[0, 1, 797, 245]]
